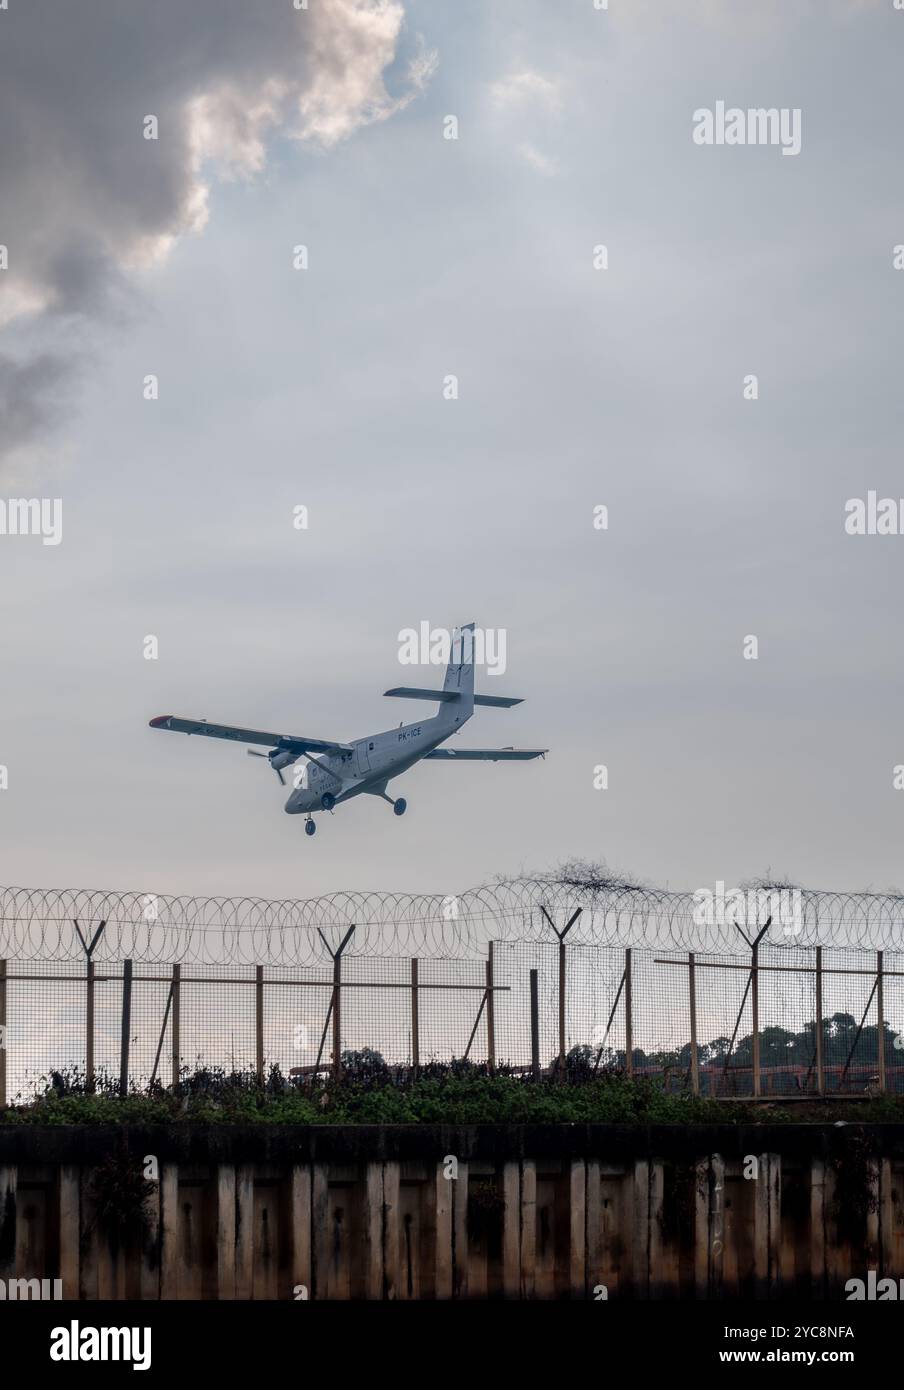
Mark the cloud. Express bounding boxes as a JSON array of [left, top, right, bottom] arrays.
[[0, 0, 434, 476], [489, 69, 562, 114], [487, 69, 561, 178], [517, 143, 558, 177], [0, 353, 72, 460]]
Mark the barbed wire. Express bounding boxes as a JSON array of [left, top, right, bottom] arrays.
[[1, 878, 903, 965]]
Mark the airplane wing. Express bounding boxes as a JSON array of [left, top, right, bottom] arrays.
[[149, 715, 353, 757], [424, 747, 547, 761]]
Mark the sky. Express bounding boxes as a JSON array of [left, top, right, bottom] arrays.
[[1, 0, 903, 906]]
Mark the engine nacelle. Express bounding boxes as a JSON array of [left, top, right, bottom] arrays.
[[270, 750, 296, 772]]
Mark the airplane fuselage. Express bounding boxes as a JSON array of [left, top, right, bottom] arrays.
[[284, 708, 464, 814]]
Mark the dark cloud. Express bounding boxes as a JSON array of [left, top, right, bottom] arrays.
[[0, 352, 71, 457], [0, 0, 431, 474]]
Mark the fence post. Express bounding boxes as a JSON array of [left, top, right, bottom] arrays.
[[255, 965, 264, 1082], [877, 951, 886, 1095], [558, 935, 567, 1072], [171, 964, 180, 1087], [0, 960, 6, 1109], [86, 959, 95, 1092], [74, 919, 106, 1093], [486, 943, 495, 1073], [529, 969, 540, 1078], [119, 959, 133, 1098], [540, 907, 581, 1076], [751, 945, 760, 1099], [315, 925, 355, 1081], [815, 947, 824, 1097], [411, 958, 419, 1074], [331, 954, 341, 1079], [688, 952, 699, 1096], [625, 948, 633, 1078]]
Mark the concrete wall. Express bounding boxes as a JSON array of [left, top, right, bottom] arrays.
[[0, 1124, 901, 1300]]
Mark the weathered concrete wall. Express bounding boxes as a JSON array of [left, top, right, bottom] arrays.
[[0, 1124, 901, 1300]]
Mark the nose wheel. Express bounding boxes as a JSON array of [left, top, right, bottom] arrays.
[[304, 818, 317, 836], [393, 797, 407, 816]]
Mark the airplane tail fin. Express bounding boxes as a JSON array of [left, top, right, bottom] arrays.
[[441, 623, 475, 721]]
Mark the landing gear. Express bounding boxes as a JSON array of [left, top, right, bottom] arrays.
[[375, 789, 408, 816], [320, 792, 335, 811], [304, 818, 316, 836]]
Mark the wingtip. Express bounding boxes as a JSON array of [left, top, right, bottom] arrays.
[[149, 715, 171, 728]]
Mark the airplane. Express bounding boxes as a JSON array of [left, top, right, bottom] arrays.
[[148, 623, 547, 836]]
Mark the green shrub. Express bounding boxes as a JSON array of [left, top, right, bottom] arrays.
[[3, 1064, 904, 1127]]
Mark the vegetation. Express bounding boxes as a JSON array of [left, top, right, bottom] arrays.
[[3, 1053, 904, 1127], [617, 1011, 897, 1078], [88, 1148, 157, 1247]]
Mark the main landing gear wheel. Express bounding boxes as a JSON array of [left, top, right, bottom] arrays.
[[304, 819, 316, 836], [393, 797, 407, 817], [320, 792, 335, 811]]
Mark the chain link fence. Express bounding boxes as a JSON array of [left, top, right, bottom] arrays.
[[2, 935, 904, 1103]]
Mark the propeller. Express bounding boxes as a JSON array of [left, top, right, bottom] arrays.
[[247, 748, 287, 785]]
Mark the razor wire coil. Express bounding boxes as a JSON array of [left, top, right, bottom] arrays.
[[0, 879, 902, 966]]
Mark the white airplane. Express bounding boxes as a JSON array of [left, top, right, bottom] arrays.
[[149, 623, 547, 836]]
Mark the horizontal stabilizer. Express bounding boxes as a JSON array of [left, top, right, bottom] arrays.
[[383, 687, 460, 703], [473, 694, 523, 708], [425, 747, 546, 761], [384, 688, 522, 707]]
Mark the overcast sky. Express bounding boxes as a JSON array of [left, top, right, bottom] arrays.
[[1, 0, 903, 905]]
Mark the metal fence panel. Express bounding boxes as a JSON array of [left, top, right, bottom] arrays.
[[3, 938, 904, 1101]]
